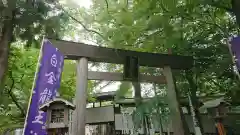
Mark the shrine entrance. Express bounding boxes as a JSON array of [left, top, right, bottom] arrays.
[[50, 39, 193, 135]]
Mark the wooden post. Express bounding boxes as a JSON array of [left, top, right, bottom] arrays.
[[163, 66, 185, 135], [73, 57, 88, 135]]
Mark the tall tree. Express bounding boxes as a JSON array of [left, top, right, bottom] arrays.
[[0, 0, 68, 91]]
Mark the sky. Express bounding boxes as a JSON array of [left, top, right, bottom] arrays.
[[61, 0, 92, 9], [75, 0, 92, 8]]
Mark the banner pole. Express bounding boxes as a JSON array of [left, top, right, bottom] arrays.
[[22, 37, 45, 135]]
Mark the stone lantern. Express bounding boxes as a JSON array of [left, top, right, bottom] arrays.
[[39, 98, 75, 135]]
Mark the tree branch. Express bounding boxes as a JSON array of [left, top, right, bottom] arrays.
[[182, 12, 230, 40], [126, 0, 129, 8], [208, 77, 227, 92], [160, 0, 170, 13], [8, 71, 25, 117], [205, 0, 233, 13], [95, 81, 114, 92], [93, 80, 103, 88], [55, 3, 106, 41], [105, 0, 109, 11], [133, 29, 163, 47]]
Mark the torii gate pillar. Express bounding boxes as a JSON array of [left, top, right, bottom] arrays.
[[164, 66, 185, 135], [73, 57, 88, 135]]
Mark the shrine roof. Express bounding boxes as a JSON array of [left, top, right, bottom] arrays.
[[39, 98, 75, 112], [199, 97, 230, 110], [88, 91, 116, 102]]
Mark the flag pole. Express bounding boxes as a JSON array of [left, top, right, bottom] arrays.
[[22, 37, 45, 135]]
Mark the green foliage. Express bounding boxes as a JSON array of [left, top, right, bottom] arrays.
[[87, 0, 239, 99], [0, 2, 73, 131], [1, 46, 38, 132], [1, 0, 69, 47], [132, 95, 169, 132], [59, 60, 76, 100], [0, 46, 96, 132], [116, 82, 132, 99], [0, 44, 112, 132], [70, 0, 240, 131], [2, 0, 240, 132]]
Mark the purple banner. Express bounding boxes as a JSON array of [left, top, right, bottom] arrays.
[[231, 36, 240, 70], [23, 39, 64, 135]]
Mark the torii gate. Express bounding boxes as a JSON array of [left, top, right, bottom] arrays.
[[50, 39, 193, 135]]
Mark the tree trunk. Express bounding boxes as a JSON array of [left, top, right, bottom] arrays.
[[186, 71, 204, 134], [0, 14, 14, 92]]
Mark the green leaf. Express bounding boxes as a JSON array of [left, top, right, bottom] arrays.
[[116, 82, 131, 99]]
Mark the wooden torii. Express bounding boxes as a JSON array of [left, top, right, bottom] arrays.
[[50, 39, 193, 135]]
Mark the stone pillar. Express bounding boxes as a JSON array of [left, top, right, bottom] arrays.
[[73, 57, 88, 135], [163, 66, 185, 135]]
